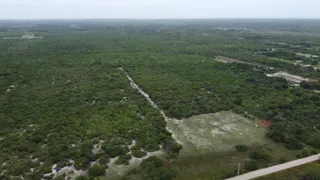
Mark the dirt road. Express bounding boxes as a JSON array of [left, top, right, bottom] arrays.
[[225, 154, 320, 180]]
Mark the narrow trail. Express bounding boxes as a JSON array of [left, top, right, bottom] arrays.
[[118, 67, 179, 143]]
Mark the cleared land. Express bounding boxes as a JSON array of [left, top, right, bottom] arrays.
[[266, 72, 313, 84], [296, 53, 319, 58], [167, 111, 267, 154], [215, 56, 271, 68], [165, 112, 300, 180]]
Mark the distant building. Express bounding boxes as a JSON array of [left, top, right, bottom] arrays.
[[3, 33, 43, 40], [22, 34, 34, 39]]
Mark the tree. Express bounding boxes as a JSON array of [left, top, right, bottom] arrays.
[[115, 154, 132, 165], [74, 157, 90, 170], [285, 137, 303, 150], [88, 164, 106, 178], [147, 167, 177, 180], [140, 156, 164, 173], [233, 97, 243, 106], [300, 81, 313, 89], [140, 156, 177, 180]]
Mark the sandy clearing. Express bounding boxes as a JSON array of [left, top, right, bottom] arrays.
[[41, 159, 86, 180], [92, 140, 105, 155], [166, 111, 268, 155], [266, 71, 315, 84]]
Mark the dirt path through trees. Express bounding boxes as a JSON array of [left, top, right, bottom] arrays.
[[119, 67, 180, 143]]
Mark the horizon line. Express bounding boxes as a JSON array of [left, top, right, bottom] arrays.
[[1, 17, 320, 21]]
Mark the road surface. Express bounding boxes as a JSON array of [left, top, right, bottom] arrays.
[[226, 154, 320, 180]]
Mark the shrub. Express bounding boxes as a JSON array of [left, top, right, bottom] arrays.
[[310, 149, 319, 155], [279, 157, 288, 163], [296, 149, 311, 158], [131, 149, 147, 158], [42, 166, 52, 174], [163, 138, 182, 158], [28, 170, 44, 180], [115, 154, 132, 165], [102, 145, 129, 158], [140, 156, 164, 173], [74, 157, 90, 170], [88, 164, 106, 178], [235, 145, 249, 152], [249, 150, 272, 162], [285, 137, 303, 150], [222, 169, 238, 179], [140, 156, 176, 180], [98, 155, 110, 165], [147, 167, 177, 180], [245, 160, 259, 171]]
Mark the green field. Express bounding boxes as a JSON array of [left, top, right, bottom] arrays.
[[256, 161, 320, 180]]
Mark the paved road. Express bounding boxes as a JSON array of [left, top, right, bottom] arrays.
[[226, 154, 320, 180]]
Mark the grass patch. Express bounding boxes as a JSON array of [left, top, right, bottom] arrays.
[[256, 161, 320, 180]]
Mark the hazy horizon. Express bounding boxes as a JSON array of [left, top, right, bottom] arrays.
[[0, 0, 319, 19]]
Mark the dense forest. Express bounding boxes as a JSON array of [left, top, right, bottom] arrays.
[[0, 19, 319, 179]]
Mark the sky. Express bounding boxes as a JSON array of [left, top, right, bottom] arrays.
[[0, 0, 319, 19]]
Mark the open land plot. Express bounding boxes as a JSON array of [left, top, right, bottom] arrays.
[[296, 52, 319, 58], [215, 56, 267, 67], [165, 111, 301, 180], [167, 111, 268, 154], [266, 71, 314, 84]]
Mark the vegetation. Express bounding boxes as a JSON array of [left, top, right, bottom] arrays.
[[257, 162, 320, 180], [300, 81, 320, 90], [115, 154, 132, 165], [139, 156, 177, 180], [296, 149, 319, 158], [131, 145, 147, 158], [0, 19, 319, 179], [235, 145, 250, 152], [88, 164, 106, 178]]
